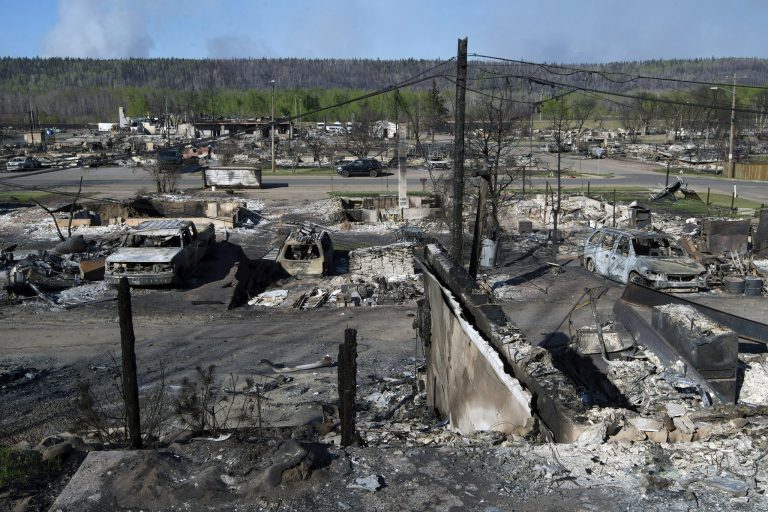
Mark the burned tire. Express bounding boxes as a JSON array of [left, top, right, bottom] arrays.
[[341, 170, 350, 177], [369, 169, 379, 177], [628, 272, 647, 286], [585, 258, 596, 273]]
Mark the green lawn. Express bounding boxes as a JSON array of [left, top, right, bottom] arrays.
[[327, 190, 434, 198], [0, 190, 53, 202], [647, 165, 726, 179], [265, 166, 334, 176], [0, 447, 59, 492]]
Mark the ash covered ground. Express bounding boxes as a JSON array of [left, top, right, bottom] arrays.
[[2, 190, 768, 511]]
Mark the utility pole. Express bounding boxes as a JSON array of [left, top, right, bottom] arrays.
[[28, 99, 34, 147], [728, 74, 737, 179], [271, 80, 276, 173], [451, 37, 468, 264], [712, 75, 740, 179]]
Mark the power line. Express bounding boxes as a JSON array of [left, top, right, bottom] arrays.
[[463, 67, 768, 116], [469, 53, 768, 91]]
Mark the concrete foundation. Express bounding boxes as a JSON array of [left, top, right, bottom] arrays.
[[418, 244, 605, 442], [422, 267, 533, 435]]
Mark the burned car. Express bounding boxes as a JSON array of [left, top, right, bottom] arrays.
[[582, 227, 707, 291], [277, 222, 333, 277], [105, 220, 215, 286]]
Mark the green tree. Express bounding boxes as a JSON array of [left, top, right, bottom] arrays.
[[125, 88, 150, 117], [425, 79, 448, 142]]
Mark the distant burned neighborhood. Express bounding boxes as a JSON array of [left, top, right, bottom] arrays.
[[3, 44, 768, 511]]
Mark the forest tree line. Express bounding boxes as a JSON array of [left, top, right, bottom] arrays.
[[0, 56, 766, 124]]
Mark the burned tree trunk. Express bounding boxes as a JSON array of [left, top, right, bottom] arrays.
[[118, 277, 142, 449], [338, 328, 358, 447]]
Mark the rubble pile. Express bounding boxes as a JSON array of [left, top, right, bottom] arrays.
[[277, 198, 346, 224], [348, 243, 416, 283], [739, 353, 768, 406]]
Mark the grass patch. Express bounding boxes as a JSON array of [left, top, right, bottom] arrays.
[[328, 190, 434, 198], [0, 190, 53, 202], [648, 165, 725, 178], [265, 166, 335, 176], [0, 447, 59, 492]]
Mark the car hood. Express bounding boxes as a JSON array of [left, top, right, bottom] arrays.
[[106, 248, 181, 264], [638, 257, 705, 275]]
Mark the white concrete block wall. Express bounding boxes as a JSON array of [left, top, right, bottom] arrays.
[[348, 243, 416, 282]]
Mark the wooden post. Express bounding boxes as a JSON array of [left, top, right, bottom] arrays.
[[338, 328, 358, 447], [665, 161, 670, 187], [706, 187, 711, 216], [613, 188, 617, 227], [450, 38, 468, 264], [118, 277, 142, 449]]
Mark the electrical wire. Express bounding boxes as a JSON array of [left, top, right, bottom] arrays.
[[460, 67, 768, 116], [469, 53, 768, 91]]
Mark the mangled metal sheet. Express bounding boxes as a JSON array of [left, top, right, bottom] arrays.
[[613, 299, 730, 403], [703, 219, 750, 255], [620, 281, 768, 344], [755, 209, 768, 254], [652, 304, 738, 402]]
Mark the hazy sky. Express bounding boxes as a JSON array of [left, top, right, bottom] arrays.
[[1, 0, 765, 62]]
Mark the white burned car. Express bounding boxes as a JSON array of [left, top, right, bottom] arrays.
[[582, 227, 707, 291], [106, 220, 214, 286]]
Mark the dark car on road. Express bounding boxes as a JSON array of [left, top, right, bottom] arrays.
[[336, 158, 382, 177], [157, 149, 183, 166]]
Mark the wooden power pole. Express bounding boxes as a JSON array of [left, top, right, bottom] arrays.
[[451, 37, 468, 264]]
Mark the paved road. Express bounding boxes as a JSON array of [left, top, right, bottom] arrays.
[[0, 166, 439, 201], [1, 156, 767, 203], [535, 154, 768, 203]]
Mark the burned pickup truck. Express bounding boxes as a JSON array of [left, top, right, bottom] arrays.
[[583, 227, 708, 291], [105, 220, 215, 286]]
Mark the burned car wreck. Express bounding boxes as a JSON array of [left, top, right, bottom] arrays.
[[105, 220, 215, 286], [276, 222, 334, 277], [583, 227, 708, 290]]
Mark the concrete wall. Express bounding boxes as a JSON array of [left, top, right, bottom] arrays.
[[423, 267, 533, 436], [420, 243, 607, 443]]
